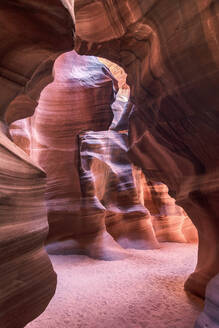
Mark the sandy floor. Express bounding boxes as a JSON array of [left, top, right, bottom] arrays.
[[27, 243, 203, 328]]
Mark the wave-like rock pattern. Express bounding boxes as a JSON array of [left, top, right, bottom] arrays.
[[18, 51, 121, 259], [79, 130, 159, 250], [135, 172, 198, 244], [0, 0, 74, 126], [80, 130, 196, 248], [0, 124, 56, 328], [92, 59, 196, 244], [11, 51, 194, 254], [0, 1, 74, 326], [74, 0, 219, 299]]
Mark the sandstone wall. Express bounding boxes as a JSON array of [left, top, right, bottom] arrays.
[[74, 0, 219, 299], [0, 1, 74, 326]]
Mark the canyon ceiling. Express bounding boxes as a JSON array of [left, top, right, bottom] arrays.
[[0, 1, 218, 328]]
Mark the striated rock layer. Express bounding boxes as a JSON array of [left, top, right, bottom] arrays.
[[135, 172, 198, 244], [11, 51, 195, 258], [0, 0, 74, 126], [0, 124, 56, 328], [79, 130, 196, 248], [0, 1, 74, 327], [79, 130, 159, 250], [74, 0, 219, 298], [11, 50, 128, 260], [30, 51, 116, 243]]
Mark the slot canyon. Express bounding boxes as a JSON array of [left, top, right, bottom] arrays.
[[0, 1, 218, 328]]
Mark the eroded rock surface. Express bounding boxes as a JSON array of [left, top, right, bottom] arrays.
[[11, 51, 195, 259], [79, 130, 159, 250], [0, 1, 74, 326], [30, 51, 116, 244], [0, 124, 56, 328], [135, 173, 198, 244], [11, 51, 127, 260], [74, 0, 219, 298], [0, 1, 208, 326]]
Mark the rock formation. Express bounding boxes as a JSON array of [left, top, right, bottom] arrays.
[[10, 51, 128, 260], [79, 130, 159, 250], [1, 0, 218, 326], [195, 274, 219, 328], [80, 129, 196, 247], [135, 172, 197, 244], [11, 51, 195, 259], [74, 0, 219, 299], [0, 125, 56, 328], [29, 51, 116, 244], [0, 1, 74, 327]]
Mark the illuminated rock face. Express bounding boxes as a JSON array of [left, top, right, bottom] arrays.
[[79, 130, 159, 250], [136, 175, 197, 244], [74, 0, 219, 298], [11, 51, 128, 260], [80, 130, 196, 247], [11, 52, 156, 257], [0, 1, 74, 327], [29, 51, 116, 244], [1, 1, 218, 326], [11, 51, 195, 258]]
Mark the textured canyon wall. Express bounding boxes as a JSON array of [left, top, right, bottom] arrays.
[[29, 50, 116, 245], [0, 125, 56, 328], [0, 1, 74, 327], [74, 0, 219, 298], [79, 130, 196, 247], [11, 51, 158, 258], [11, 50, 127, 260], [10, 51, 195, 259], [1, 1, 216, 326], [135, 173, 197, 244], [79, 130, 159, 250], [99, 57, 130, 130], [96, 59, 196, 244]]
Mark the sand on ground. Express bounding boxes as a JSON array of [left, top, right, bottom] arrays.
[[27, 243, 203, 328]]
